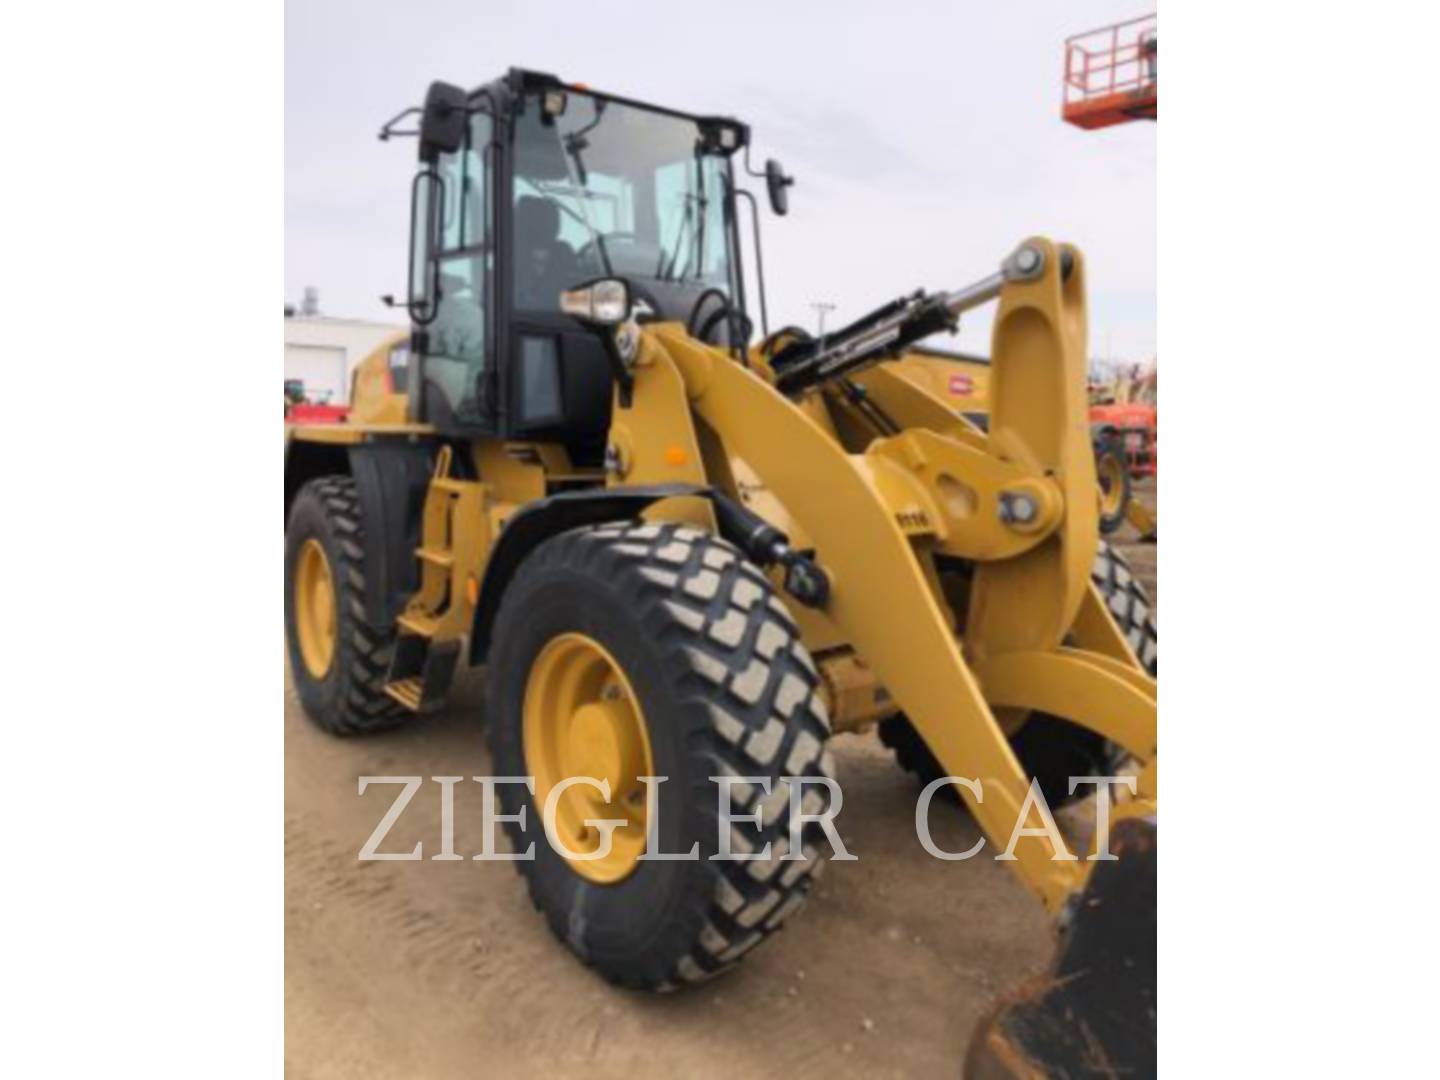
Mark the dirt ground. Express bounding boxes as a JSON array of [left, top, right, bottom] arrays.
[[284, 481, 1156, 1079]]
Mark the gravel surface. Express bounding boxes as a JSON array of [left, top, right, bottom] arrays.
[[285, 482, 1157, 1078]]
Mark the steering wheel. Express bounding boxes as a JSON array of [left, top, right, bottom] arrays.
[[687, 288, 753, 351], [577, 232, 640, 272]]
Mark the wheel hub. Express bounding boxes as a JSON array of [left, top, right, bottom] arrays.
[[295, 538, 337, 679], [1097, 454, 1126, 514], [523, 633, 655, 884]]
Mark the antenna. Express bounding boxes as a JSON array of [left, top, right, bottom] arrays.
[[810, 301, 836, 337]]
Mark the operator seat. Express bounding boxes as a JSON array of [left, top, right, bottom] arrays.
[[425, 262, 486, 416], [514, 196, 580, 310]]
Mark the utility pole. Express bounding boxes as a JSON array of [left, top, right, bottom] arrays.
[[810, 301, 836, 338]]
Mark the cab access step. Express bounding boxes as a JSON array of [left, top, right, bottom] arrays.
[[382, 447, 484, 712]]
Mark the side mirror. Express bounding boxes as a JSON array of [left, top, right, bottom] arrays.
[[419, 81, 468, 162], [407, 169, 443, 324], [765, 158, 794, 216]]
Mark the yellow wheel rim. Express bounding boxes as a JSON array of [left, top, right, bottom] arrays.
[[523, 633, 655, 884], [295, 538, 338, 679], [1097, 453, 1127, 516]]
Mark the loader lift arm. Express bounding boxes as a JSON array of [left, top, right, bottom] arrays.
[[629, 238, 1157, 1077], [643, 239, 1156, 910]]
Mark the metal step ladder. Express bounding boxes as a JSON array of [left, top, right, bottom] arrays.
[[383, 446, 485, 712]]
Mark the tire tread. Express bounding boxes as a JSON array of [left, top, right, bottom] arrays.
[[491, 522, 835, 989], [287, 476, 408, 735]]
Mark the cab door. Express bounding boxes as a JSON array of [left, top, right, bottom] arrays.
[[409, 109, 496, 432]]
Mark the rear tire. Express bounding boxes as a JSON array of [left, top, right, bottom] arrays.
[[487, 522, 836, 990], [284, 476, 409, 735], [878, 540, 1156, 804]]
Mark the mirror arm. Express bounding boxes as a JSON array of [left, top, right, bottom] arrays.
[[378, 106, 422, 141], [733, 188, 770, 339], [740, 143, 767, 180]]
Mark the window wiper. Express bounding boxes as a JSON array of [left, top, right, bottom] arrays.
[[558, 105, 613, 275], [659, 150, 711, 282], [561, 102, 606, 184], [659, 193, 704, 281]]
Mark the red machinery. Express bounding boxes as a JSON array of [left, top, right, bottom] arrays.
[[1065, 14, 1157, 479], [285, 402, 350, 424], [1063, 13, 1157, 130], [284, 379, 350, 424], [1091, 404, 1157, 478], [1090, 364, 1157, 478]]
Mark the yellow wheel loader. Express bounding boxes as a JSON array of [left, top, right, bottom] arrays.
[[284, 70, 1157, 1076]]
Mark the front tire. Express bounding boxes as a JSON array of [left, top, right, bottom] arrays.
[[487, 522, 835, 990]]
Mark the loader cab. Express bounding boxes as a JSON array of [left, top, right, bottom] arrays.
[[403, 69, 750, 465]]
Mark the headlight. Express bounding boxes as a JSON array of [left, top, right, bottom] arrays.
[[559, 278, 630, 326]]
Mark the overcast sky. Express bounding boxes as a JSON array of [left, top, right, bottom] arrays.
[[286, 0, 1155, 362]]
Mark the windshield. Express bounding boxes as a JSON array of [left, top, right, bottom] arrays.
[[511, 92, 737, 318]]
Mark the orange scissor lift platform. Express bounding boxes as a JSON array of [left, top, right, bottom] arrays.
[[1063, 13, 1157, 130]]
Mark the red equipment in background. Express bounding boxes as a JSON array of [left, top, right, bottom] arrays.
[[1064, 13, 1157, 479], [286, 402, 350, 424], [1090, 365, 1157, 478], [1062, 13, 1157, 130], [1091, 401, 1157, 478], [284, 378, 350, 425]]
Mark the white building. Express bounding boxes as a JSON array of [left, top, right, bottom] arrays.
[[284, 292, 405, 404]]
